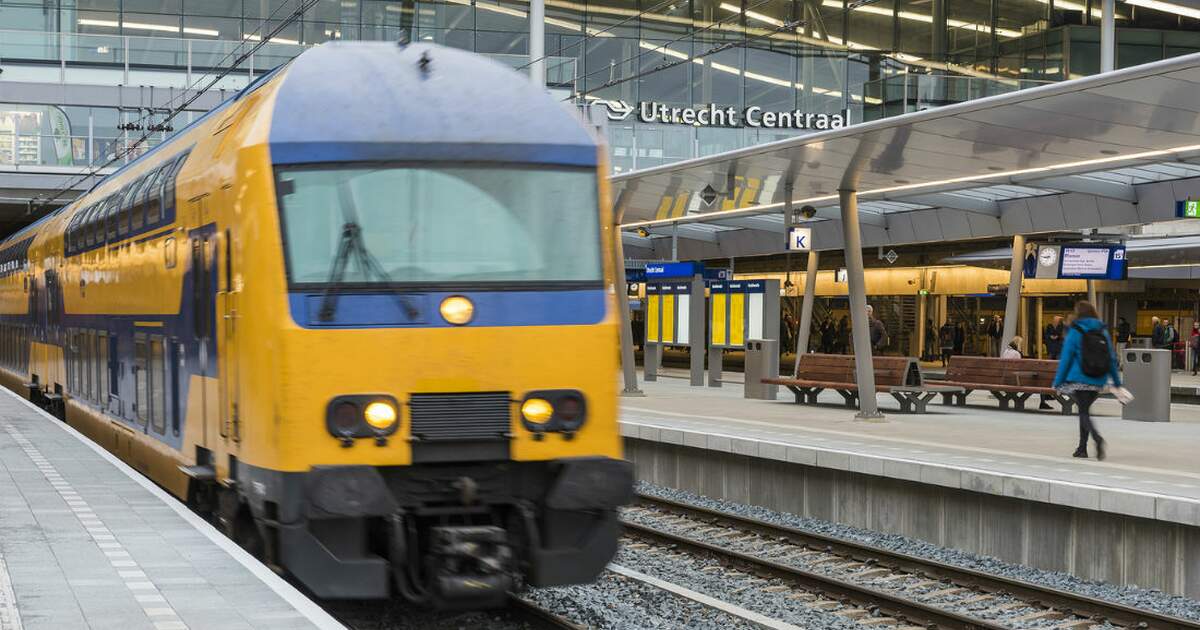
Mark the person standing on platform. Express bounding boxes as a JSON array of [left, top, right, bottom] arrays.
[[1052, 301, 1122, 460], [1190, 322, 1200, 376], [820, 319, 835, 354], [924, 319, 937, 361], [939, 320, 955, 366], [867, 305, 888, 353], [1116, 317, 1132, 344], [987, 315, 1003, 356], [1152, 316, 1163, 348], [1044, 315, 1065, 359], [953, 321, 965, 357], [1001, 335, 1024, 359], [836, 316, 850, 354]]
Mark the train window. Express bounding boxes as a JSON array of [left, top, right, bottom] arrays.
[[121, 176, 143, 234], [104, 196, 119, 242], [130, 176, 148, 231], [149, 336, 165, 434], [134, 334, 148, 425], [98, 332, 109, 412], [161, 152, 189, 221], [83, 330, 94, 402], [144, 168, 164, 226], [88, 203, 104, 247], [82, 206, 96, 247]]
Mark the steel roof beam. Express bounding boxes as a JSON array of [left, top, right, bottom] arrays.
[[1019, 175, 1138, 203], [644, 224, 721, 243], [897, 193, 1000, 216]]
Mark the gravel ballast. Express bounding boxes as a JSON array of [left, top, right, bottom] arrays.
[[522, 568, 764, 629], [637, 480, 1200, 621]]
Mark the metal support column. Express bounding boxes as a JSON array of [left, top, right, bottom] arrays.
[[689, 274, 705, 386], [613, 192, 642, 396], [839, 188, 883, 420], [794, 250, 820, 376], [917, 290, 928, 359], [1088, 281, 1098, 307], [614, 240, 643, 397], [1101, 0, 1115, 73], [1001, 234, 1025, 348], [529, 0, 546, 86], [1036, 297, 1045, 358]]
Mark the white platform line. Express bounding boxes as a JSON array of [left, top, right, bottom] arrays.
[[4, 423, 188, 629], [2, 390, 345, 630], [0, 552, 22, 630], [608, 563, 804, 630]]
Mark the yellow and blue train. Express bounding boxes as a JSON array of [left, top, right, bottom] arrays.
[[0, 42, 631, 608]]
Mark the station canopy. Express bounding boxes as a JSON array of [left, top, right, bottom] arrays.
[[613, 51, 1200, 261]]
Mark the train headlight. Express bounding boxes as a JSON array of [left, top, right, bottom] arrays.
[[520, 390, 587, 436], [326, 395, 401, 444], [440, 296, 474, 325], [363, 401, 398, 430], [520, 398, 554, 425]]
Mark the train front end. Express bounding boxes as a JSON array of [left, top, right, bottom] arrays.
[[238, 42, 632, 607]]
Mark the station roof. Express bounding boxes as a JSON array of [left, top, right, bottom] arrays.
[[613, 51, 1200, 260]]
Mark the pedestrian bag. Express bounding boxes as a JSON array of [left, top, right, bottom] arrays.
[[1072, 323, 1110, 378]]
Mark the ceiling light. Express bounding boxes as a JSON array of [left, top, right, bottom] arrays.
[[1125, 0, 1200, 18], [182, 26, 220, 37]]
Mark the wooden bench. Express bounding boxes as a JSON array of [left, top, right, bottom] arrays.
[[925, 356, 1075, 414], [763, 354, 960, 413]]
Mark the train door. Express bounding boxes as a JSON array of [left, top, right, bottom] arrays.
[[191, 228, 217, 449], [219, 229, 239, 443]]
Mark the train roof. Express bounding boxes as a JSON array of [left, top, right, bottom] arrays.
[[267, 42, 599, 167]]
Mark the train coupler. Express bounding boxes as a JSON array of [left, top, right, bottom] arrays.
[[426, 525, 513, 609]]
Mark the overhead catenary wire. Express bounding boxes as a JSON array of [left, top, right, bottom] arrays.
[[115, 0, 311, 140], [31, 0, 321, 214]]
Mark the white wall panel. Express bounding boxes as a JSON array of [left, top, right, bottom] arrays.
[[1060, 193, 1102, 229], [1027, 195, 1067, 231], [937, 208, 972, 240]]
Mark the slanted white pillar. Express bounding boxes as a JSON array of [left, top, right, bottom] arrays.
[[529, 0, 546, 86], [1001, 234, 1025, 348], [794, 250, 820, 375], [839, 188, 883, 420]]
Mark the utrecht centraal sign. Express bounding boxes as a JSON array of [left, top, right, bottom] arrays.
[[603, 99, 850, 130]]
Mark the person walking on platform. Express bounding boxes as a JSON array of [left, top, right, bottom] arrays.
[[1052, 301, 1121, 460], [1043, 315, 1064, 359], [1001, 336, 1024, 359], [836, 316, 850, 354], [938, 320, 955, 366], [952, 321, 965, 357], [1151, 316, 1163, 348]]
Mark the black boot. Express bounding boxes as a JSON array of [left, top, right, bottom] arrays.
[[1095, 439, 1106, 461], [1073, 447, 1088, 458]]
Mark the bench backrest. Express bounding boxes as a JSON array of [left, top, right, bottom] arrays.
[[795, 353, 921, 387], [944, 356, 1058, 388]]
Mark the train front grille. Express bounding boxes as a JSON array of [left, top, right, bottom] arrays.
[[408, 392, 512, 463]]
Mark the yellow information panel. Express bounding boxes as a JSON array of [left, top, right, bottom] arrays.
[[645, 282, 692, 346], [709, 280, 772, 349]]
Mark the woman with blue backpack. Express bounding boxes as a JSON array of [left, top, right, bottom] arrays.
[[1052, 301, 1125, 460]]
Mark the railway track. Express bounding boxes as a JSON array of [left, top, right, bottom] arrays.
[[507, 594, 589, 629], [623, 492, 1200, 630]]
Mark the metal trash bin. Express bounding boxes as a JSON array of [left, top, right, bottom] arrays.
[[1122, 348, 1171, 422], [744, 339, 779, 400]]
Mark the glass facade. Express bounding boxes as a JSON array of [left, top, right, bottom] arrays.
[[3, 0, 1200, 172]]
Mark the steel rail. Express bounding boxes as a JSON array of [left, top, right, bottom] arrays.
[[633, 492, 1200, 630]]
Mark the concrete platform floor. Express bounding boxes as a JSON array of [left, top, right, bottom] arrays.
[[621, 370, 1200, 502], [0, 389, 340, 630]]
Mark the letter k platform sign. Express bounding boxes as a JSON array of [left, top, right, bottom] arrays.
[[787, 226, 812, 251]]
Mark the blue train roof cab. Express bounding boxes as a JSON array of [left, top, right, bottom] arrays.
[[267, 42, 599, 167]]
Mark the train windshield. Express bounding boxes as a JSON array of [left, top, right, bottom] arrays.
[[276, 165, 602, 286]]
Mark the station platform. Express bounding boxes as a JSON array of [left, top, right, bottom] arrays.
[[619, 371, 1200, 598], [0, 390, 341, 630]]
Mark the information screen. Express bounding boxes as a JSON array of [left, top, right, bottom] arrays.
[[1060, 247, 1110, 277]]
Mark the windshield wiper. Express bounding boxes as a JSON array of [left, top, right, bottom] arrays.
[[317, 181, 420, 323]]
